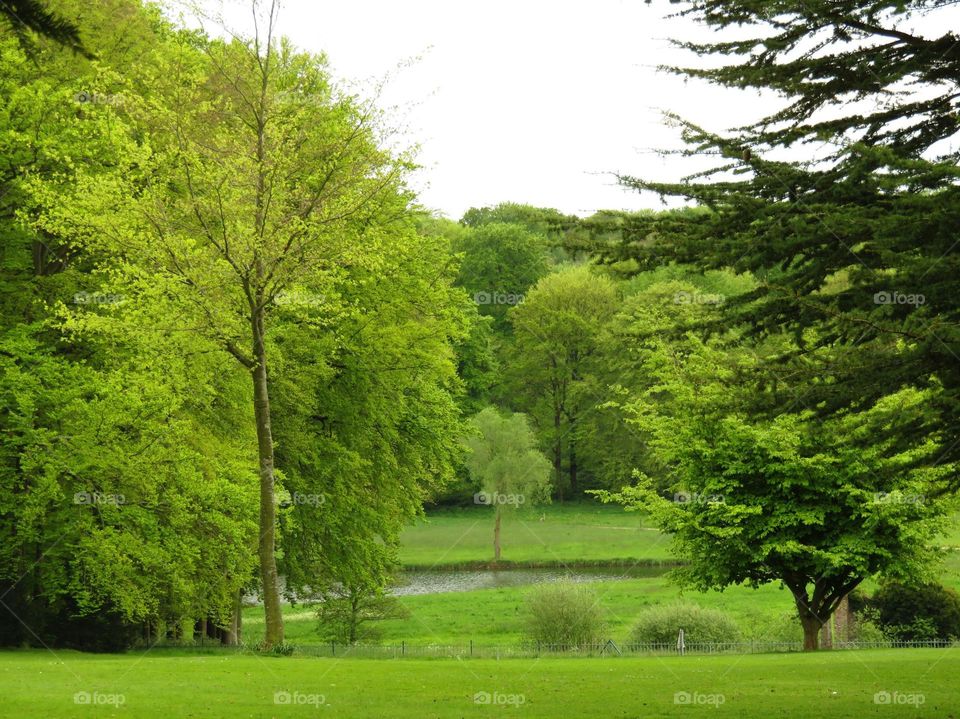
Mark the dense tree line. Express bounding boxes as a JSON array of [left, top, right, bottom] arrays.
[[0, 0, 473, 650]]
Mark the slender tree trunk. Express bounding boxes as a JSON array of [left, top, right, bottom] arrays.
[[236, 589, 243, 644], [568, 432, 577, 496], [553, 408, 563, 502], [834, 594, 851, 642], [223, 588, 242, 646], [251, 309, 284, 648], [350, 594, 359, 644], [493, 505, 502, 564]]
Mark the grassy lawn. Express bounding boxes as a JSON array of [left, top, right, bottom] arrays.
[[233, 506, 960, 647], [399, 502, 960, 570], [0, 648, 955, 717], [398, 502, 673, 567], [242, 578, 811, 646]]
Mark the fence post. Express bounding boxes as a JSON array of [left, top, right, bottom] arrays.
[[402, 640, 405, 656], [470, 639, 473, 657], [331, 641, 335, 656], [537, 640, 540, 657]]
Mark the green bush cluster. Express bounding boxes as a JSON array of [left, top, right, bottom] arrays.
[[629, 603, 741, 645], [523, 582, 606, 647]]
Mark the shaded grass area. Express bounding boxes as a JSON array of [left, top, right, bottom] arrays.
[[1, 648, 956, 718]]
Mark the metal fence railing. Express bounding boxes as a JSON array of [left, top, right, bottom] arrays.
[[132, 638, 959, 659]]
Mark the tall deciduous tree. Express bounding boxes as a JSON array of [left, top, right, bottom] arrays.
[[506, 266, 619, 498], [597, 337, 954, 650], [24, 1, 423, 647]]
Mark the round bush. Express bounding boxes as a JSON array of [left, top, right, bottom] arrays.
[[872, 582, 960, 640], [523, 582, 606, 648], [629, 603, 740, 645]]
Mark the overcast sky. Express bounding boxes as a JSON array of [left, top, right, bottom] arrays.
[[176, 1, 771, 219]]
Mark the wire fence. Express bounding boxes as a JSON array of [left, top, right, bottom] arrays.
[[134, 638, 959, 659]]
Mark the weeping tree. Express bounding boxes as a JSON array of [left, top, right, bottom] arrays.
[[464, 407, 552, 563]]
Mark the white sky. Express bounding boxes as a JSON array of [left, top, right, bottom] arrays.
[[168, 0, 761, 219]]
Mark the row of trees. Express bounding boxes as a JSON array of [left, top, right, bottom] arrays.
[[0, 0, 475, 650]]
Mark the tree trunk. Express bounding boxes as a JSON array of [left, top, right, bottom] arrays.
[[350, 594, 359, 644], [222, 588, 242, 646], [553, 409, 563, 501], [493, 505, 502, 564], [568, 432, 577, 496], [800, 614, 822, 651], [252, 310, 284, 648], [834, 594, 851, 642]]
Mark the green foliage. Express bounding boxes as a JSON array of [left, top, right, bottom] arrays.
[[523, 582, 606, 648], [0, 0, 470, 650], [596, 334, 955, 648], [871, 582, 960, 641], [629, 603, 740, 645], [454, 221, 551, 330], [316, 585, 409, 645], [598, 0, 960, 488], [504, 265, 619, 498], [464, 407, 552, 505]]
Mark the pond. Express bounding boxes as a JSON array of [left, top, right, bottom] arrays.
[[391, 566, 667, 596], [244, 566, 669, 605]]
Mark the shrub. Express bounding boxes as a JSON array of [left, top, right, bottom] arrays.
[[316, 585, 409, 645], [740, 611, 802, 643], [256, 640, 296, 656], [523, 582, 606, 648], [871, 582, 960, 640], [629, 603, 740, 645]]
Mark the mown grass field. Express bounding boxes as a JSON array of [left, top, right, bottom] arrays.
[[398, 503, 673, 567], [242, 577, 806, 646], [0, 648, 954, 718], [399, 502, 960, 571]]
